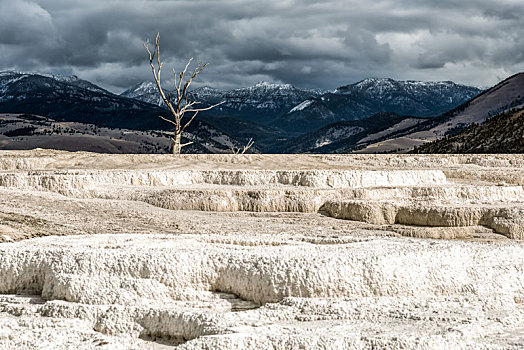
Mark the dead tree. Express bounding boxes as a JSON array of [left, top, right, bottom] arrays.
[[231, 138, 255, 154], [145, 33, 223, 154]]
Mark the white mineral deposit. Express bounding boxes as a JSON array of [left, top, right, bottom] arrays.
[[0, 150, 523, 349]]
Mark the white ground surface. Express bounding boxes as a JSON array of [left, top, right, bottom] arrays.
[[0, 150, 523, 349]]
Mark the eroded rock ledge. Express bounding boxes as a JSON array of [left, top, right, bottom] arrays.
[[1, 150, 523, 240]]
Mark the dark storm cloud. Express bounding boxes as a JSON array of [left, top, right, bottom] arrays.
[[1, 0, 523, 92]]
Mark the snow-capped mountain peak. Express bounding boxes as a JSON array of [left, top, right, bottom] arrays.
[[0, 72, 30, 95], [333, 78, 482, 105], [190, 86, 223, 100], [121, 81, 157, 95], [336, 78, 477, 93], [192, 86, 221, 94], [251, 81, 294, 90], [120, 81, 167, 106], [0, 71, 110, 95]]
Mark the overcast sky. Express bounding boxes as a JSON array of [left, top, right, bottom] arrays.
[[1, 0, 523, 92]]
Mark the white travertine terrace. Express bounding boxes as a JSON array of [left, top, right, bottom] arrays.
[[0, 150, 523, 349]]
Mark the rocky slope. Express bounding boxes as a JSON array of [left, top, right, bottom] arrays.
[[205, 82, 325, 125], [0, 71, 110, 96], [119, 81, 165, 106]]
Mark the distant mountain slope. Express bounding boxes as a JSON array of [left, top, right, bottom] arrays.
[[337, 78, 480, 116], [0, 71, 110, 95], [272, 78, 482, 133], [199, 114, 285, 151], [0, 72, 259, 153], [357, 72, 524, 153], [276, 112, 428, 153], [413, 72, 524, 139], [122, 83, 289, 150], [121, 80, 316, 148], [412, 107, 524, 153], [120, 81, 165, 106], [217, 82, 324, 125], [0, 113, 250, 154], [0, 72, 166, 130]]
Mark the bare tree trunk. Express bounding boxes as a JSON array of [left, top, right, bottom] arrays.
[[172, 133, 182, 154]]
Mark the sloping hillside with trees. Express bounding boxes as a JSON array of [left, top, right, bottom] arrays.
[[413, 107, 524, 153]]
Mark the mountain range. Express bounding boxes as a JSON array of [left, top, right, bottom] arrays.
[[272, 78, 481, 134], [2, 70, 521, 154], [350, 72, 524, 153], [122, 78, 481, 135], [122, 81, 325, 128]]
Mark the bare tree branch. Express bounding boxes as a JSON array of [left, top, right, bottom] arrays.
[[175, 58, 193, 113], [231, 138, 255, 154], [180, 111, 199, 133], [157, 114, 178, 127], [145, 33, 178, 122], [181, 62, 208, 101], [180, 100, 200, 114], [183, 101, 225, 114]]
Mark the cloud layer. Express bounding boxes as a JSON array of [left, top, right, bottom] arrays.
[[1, 0, 523, 92]]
